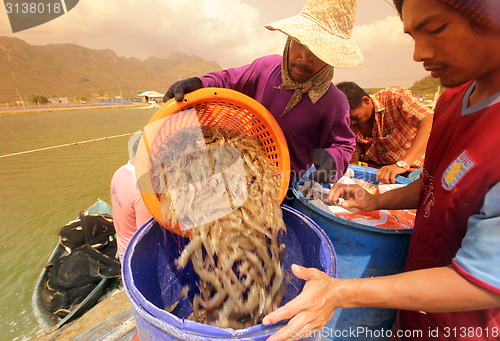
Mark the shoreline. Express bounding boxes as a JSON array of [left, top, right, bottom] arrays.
[[0, 102, 156, 116]]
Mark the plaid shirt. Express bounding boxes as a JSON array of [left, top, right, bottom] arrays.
[[352, 87, 433, 167]]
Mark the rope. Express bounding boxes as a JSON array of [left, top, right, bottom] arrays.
[[0, 132, 134, 159]]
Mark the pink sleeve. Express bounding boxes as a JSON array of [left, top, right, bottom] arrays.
[[133, 196, 152, 229]]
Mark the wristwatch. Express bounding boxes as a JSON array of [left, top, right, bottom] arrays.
[[396, 160, 410, 171]]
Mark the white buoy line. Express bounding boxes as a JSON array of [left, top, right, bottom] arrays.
[[0, 132, 134, 159]]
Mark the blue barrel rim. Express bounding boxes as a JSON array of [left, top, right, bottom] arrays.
[[282, 205, 338, 278], [408, 167, 423, 181], [122, 205, 337, 338], [348, 165, 412, 185], [293, 165, 413, 235]]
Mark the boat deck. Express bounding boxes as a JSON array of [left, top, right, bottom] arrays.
[[33, 289, 136, 341]]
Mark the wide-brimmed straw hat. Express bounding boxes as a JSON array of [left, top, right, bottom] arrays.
[[265, 0, 364, 68]]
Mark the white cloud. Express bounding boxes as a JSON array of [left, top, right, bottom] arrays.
[[1, 0, 276, 63], [0, 0, 429, 88], [335, 15, 429, 88], [354, 16, 410, 52]]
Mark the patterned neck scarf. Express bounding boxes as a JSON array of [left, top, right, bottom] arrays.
[[278, 37, 335, 116]]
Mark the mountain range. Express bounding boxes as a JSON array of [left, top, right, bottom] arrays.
[[0, 36, 222, 103], [0, 36, 441, 104]]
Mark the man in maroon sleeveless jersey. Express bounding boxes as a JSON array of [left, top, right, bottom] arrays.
[[262, 0, 500, 340]]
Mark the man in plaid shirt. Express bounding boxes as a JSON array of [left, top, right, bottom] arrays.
[[337, 81, 434, 184]]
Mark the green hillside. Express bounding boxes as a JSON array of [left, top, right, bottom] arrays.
[[365, 88, 385, 95], [0, 36, 222, 103], [410, 75, 443, 94], [0, 36, 445, 104], [364, 76, 442, 98], [365, 76, 442, 95]]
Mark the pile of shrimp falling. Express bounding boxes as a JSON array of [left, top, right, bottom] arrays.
[[151, 125, 288, 329]]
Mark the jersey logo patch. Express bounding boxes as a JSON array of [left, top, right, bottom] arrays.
[[442, 151, 475, 191]]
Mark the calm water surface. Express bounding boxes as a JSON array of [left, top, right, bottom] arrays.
[[0, 107, 156, 340]]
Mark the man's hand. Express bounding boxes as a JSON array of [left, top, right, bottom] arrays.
[[310, 149, 336, 184], [376, 164, 407, 184], [262, 265, 338, 341], [328, 183, 379, 211], [163, 77, 202, 102]]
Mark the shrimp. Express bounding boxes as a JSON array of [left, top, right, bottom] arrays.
[[175, 234, 202, 269], [158, 126, 288, 328]]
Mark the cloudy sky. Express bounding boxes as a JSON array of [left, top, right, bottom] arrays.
[[0, 0, 429, 88]]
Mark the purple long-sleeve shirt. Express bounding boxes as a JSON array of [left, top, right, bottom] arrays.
[[200, 54, 355, 179]]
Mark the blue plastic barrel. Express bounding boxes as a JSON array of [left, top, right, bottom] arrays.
[[122, 205, 337, 341], [289, 165, 413, 340]]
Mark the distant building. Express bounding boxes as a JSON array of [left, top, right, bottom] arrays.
[[137, 91, 164, 103], [49, 97, 69, 104]]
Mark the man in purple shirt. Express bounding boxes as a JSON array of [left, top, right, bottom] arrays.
[[164, 0, 363, 184]]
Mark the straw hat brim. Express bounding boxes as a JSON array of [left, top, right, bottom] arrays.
[[265, 14, 364, 69]]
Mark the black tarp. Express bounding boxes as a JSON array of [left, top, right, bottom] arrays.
[[44, 212, 121, 319]]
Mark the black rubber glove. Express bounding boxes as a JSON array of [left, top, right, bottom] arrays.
[[163, 77, 202, 102], [310, 149, 337, 184]]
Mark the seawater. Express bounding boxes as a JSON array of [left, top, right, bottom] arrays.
[[0, 106, 156, 340]]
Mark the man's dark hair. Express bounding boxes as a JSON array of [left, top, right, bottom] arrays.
[[128, 131, 142, 160], [336, 81, 370, 110], [132, 136, 140, 156], [393, 0, 403, 17]]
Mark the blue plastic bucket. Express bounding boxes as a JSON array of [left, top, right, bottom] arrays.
[[122, 205, 337, 341], [289, 165, 413, 340]]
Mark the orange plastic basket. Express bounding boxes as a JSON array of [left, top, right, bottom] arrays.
[[135, 88, 290, 236]]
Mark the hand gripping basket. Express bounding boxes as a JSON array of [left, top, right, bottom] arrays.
[[135, 88, 290, 236]]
